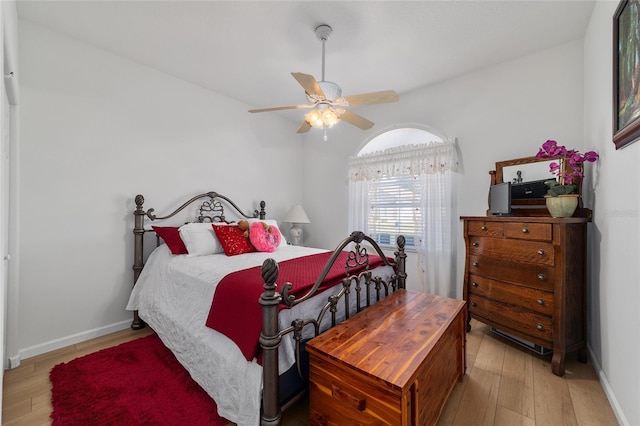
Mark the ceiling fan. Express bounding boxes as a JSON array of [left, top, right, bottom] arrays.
[[248, 24, 399, 138]]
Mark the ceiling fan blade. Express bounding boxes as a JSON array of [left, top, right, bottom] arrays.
[[291, 72, 326, 98], [249, 105, 307, 113], [339, 110, 374, 130], [297, 121, 312, 133], [343, 90, 399, 107]]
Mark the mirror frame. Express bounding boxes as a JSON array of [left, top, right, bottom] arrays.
[[489, 155, 561, 215], [493, 155, 560, 187], [489, 155, 590, 218]]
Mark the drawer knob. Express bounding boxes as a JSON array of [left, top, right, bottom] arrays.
[[481, 225, 487, 231], [537, 273, 546, 281], [537, 298, 545, 305], [472, 282, 479, 287], [522, 227, 529, 234], [473, 262, 479, 267], [536, 323, 544, 331], [538, 249, 545, 256], [471, 302, 477, 307], [472, 242, 479, 247]]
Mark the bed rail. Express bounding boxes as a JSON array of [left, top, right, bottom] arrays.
[[259, 232, 406, 425]]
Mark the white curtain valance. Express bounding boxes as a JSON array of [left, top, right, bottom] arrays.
[[348, 141, 459, 182]]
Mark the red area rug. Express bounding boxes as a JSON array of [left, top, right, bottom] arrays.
[[50, 334, 228, 425]]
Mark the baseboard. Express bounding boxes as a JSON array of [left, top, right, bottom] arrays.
[[8, 355, 20, 369], [13, 320, 131, 366], [588, 344, 630, 426]]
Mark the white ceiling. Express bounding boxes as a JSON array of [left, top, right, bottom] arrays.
[[17, 1, 596, 114]]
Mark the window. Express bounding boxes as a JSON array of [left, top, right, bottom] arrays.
[[353, 127, 443, 250], [348, 126, 459, 297], [368, 175, 421, 249]]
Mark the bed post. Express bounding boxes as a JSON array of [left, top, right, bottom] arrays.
[[395, 235, 407, 289], [259, 200, 266, 220], [131, 194, 146, 329], [259, 258, 282, 426]]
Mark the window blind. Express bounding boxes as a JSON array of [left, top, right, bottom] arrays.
[[368, 175, 422, 248]]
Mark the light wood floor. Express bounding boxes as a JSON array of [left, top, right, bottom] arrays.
[[439, 319, 618, 426], [2, 319, 619, 425]]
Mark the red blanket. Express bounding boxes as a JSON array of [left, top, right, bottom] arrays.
[[205, 251, 385, 361]]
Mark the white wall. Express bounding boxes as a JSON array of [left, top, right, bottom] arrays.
[[1, 0, 19, 417], [2, 4, 20, 421], [15, 21, 303, 358], [584, 2, 639, 425], [303, 39, 585, 297]]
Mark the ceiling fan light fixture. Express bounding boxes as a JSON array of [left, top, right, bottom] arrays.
[[305, 107, 339, 129], [322, 109, 339, 127]]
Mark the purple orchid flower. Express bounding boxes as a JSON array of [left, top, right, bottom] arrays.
[[582, 151, 599, 162], [534, 140, 598, 189]]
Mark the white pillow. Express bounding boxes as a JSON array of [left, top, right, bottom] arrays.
[[178, 222, 224, 256], [248, 219, 288, 247]]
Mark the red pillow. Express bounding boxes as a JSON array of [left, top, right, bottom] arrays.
[[212, 224, 256, 256], [151, 226, 188, 255]]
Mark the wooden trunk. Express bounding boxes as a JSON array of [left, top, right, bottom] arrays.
[[306, 290, 466, 425]]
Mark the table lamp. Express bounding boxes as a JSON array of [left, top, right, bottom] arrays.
[[283, 204, 310, 246]]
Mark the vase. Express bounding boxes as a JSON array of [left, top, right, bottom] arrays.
[[545, 194, 579, 218]]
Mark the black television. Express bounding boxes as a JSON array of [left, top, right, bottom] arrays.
[[511, 178, 548, 199], [489, 182, 512, 215]]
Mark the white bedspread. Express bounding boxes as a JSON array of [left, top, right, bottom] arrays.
[[126, 244, 393, 425]]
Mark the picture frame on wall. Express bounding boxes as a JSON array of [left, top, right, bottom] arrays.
[[613, 0, 640, 149]]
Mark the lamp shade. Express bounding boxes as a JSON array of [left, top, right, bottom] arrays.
[[283, 204, 310, 224]]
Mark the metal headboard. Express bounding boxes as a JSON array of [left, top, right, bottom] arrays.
[[131, 191, 266, 329]]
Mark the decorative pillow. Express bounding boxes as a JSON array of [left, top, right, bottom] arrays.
[[178, 222, 223, 256], [248, 219, 288, 247], [249, 221, 282, 253], [151, 226, 188, 255], [212, 224, 256, 256]]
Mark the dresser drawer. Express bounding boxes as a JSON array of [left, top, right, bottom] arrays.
[[504, 222, 552, 241], [467, 274, 553, 316], [469, 237, 554, 266], [467, 220, 504, 237], [468, 255, 555, 291], [468, 294, 553, 343]]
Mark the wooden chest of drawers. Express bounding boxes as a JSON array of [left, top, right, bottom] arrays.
[[306, 290, 466, 426], [461, 216, 589, 376]]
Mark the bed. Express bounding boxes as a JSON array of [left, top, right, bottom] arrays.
[[126, 192, 407, 426]]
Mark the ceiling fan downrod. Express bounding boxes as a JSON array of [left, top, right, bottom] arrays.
[[315, 24, 332, 82]]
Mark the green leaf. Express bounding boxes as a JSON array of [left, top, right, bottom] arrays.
[[547, 184, 577, 196]]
